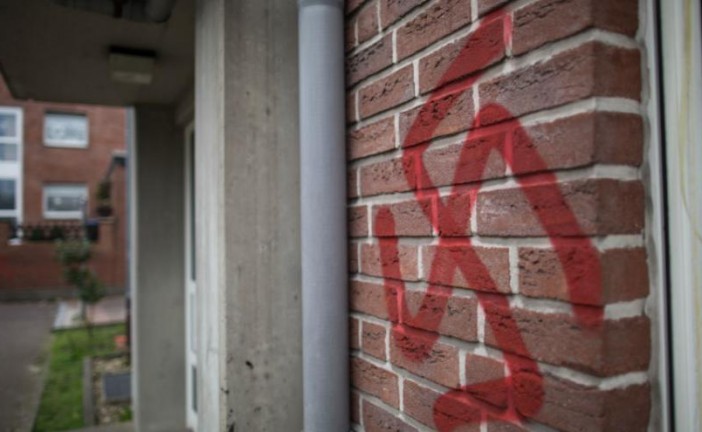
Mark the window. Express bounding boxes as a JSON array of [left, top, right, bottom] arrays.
[[0, 107, 22, 223], [0, 143, 18, 161], [0, 179, 16, 211], [44, 112, 88, 148], [0, 112, 18, 138], [43, 184, 87, 219]]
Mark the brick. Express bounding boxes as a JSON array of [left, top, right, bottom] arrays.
[[349, 205, 370, 237], [380, 0, 429, 28], [483, 307, 651, 376], [476, 179, 645, 237], [403, 379, 442, 428], [349, 168, 359, 198], [519, 247, 649, 304], [360, 156, 416, 196], [418, 17, 505, 94], [357, 1, 380, 44], [436, 192, 474, 237], [351, 317, 361, 350], [390, 326, 460, 387], [346, 0, 366, 15], [363, 400, 419, 432], [373, 199, 433, 236], [350, 279, 398, 319], [350, 241, 360, 273], [590, 112, 644, 165], [361, 242, 420, 280], [352, 357, 400, 408], [464, 353, 507, 408], [399, 87, 474, 148], [422, 245, 511, 293], [512, 112, 643, 176], [477, 0, 509, 16], [478, 42, 641, 126], [349, 117, 396, 160], [532, 374, 651, 432], [362, 321, 388, 359], [421, 129, 506, 189], [359, 66, 415, 118], [512, 0, 639, 56], [406, 381, 482, 430], [396, 0, 473, 60], [403, 288, 478, 341], [346, 20, 357, 52], [348, 35, 394, 86]]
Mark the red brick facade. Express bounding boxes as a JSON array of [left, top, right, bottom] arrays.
[[0, 75, 127, 296], [346, 0, 651, 430]]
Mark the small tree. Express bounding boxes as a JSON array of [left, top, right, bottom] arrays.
[[56, 239, 106, 332]]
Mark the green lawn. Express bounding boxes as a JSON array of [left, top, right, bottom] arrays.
[[33, 324, 126, 432]]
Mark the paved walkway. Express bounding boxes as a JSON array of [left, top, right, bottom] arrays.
[[0, 301, 57, 432], [53, 296, 127, 330], [67, 423, 133, 432]]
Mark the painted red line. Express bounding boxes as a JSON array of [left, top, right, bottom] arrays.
[[370, 9, 604, 431]]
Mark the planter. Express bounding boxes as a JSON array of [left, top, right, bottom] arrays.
[[85, 220, 99, 242]]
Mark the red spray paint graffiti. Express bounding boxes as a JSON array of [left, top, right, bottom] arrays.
[[372, 11, 604, 430]]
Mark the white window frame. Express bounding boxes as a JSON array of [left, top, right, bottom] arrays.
[[660, 1, 702, 430], [184, 121, 198, 431], [43, 184, 88, 220], [0, 106, 23, 223], [43, 112, 89, 148]]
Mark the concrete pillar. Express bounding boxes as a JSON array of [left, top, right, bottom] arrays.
[[130, 105, 186, 432], [195, 0, 302, 430]]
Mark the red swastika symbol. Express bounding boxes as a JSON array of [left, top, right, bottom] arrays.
[[372, 11, 603, 431]]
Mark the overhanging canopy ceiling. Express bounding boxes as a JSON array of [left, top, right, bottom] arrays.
[[0, 0, 194, 106]]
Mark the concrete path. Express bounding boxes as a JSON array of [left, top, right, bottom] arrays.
[[53, 296, 127, 330], [0, 301, 57, 432], [67, 423, 133, 432]]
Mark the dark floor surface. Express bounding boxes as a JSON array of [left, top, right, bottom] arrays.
[[0, 302, 56, 432]]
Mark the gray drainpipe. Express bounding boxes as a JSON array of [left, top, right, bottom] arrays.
[[299, 0, 349, 431]]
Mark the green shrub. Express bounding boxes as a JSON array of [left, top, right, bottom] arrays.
[[56, 240, 91, 266]]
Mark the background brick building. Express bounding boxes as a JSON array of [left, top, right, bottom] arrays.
[[0, 73, 127, 297]]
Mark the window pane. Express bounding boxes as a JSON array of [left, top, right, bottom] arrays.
[[44, 185, 87, 214], [0, 143, 18, 161], [0, 179, 16, 210], [0, 113, 17, 138], [44, 113, 88, 145]]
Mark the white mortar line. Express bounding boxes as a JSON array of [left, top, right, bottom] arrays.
[[508, 246, 519, 294]]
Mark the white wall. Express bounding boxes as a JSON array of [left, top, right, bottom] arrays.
[[131, 105, 187, 432]]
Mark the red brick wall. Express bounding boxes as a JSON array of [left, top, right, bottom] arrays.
[[0, 220, 126, 295], [0, 75, 127, 295], [346, 0, 651, 431]]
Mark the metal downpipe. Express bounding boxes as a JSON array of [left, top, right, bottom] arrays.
[[299, 0, 349, 430]]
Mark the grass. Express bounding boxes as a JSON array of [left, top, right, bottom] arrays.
[[33, 324, 126, 432]]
